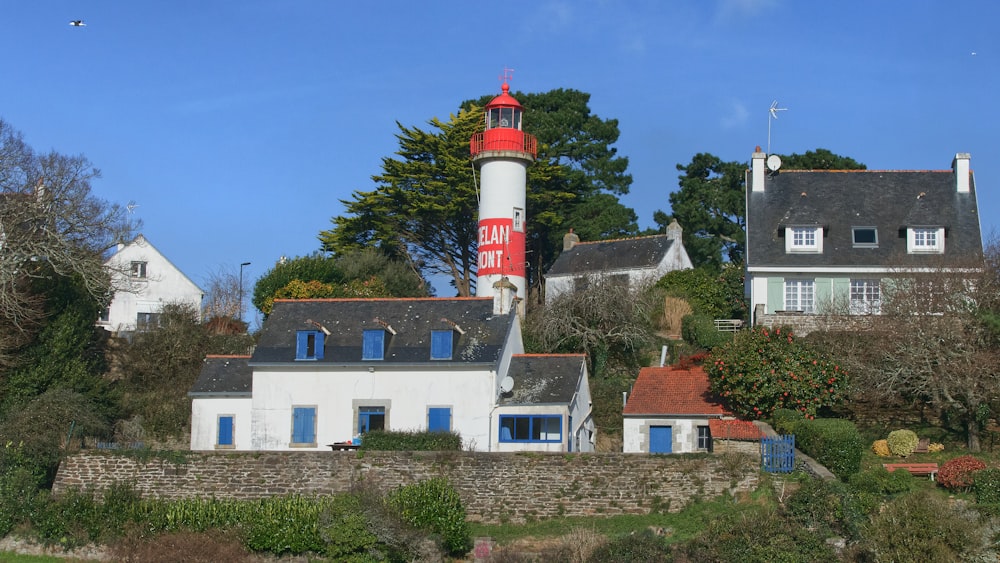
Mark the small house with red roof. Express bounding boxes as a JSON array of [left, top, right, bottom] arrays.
[[623, 365, 747, 454]]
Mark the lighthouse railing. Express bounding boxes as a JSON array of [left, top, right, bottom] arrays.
[[470, 131, 537, 159]]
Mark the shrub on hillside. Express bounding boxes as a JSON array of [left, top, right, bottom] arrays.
[[794, 418, 864, 480], [857, 491, 985, 561], [680, 314, 731, 351], [973, 468, 1000, 504], [871, 439, 891, 457], [708, 326, 847, 419], [770, 408, 804, 435], [387, 477, 471, 555], [938, 456, 987, 492], [886, 429, 919, 457]]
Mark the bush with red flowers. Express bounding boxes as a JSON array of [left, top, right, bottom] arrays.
[[707, 326, 847, 419], [937, 455, 987, 492]]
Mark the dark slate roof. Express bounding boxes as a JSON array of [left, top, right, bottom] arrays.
[[623, 366, 729, 416], [747, 169, 983, 268], [251, 298, 513, 366], [499, 354, 585, 405], [188, 355, 252, 396], [546, 235, 676, 276]]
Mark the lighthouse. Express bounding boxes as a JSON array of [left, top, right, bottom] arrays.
[[470, 73, 536, 314]]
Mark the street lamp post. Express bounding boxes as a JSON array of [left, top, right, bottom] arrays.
[[239, 262, 251, 320]]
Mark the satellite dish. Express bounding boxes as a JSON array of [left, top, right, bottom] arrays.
[[766, 154, 782, 172], [499, 376, 514, 393]]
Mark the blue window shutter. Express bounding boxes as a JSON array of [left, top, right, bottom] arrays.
[[296, 331, 324, 360], [430, 330, 453, 360], [428, 407, 451, 432], [314, 333, 324, 360], [296, 331, 309, 359], [217, 416, 234, 446], [292, 407, 316, 444], [363, 330, 384, 360]]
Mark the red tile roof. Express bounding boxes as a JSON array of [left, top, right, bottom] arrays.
[[709, 419, 762, 441], [623, 366, 730, 416]]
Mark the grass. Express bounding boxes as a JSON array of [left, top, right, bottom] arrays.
[[0, 554, 91, 562]]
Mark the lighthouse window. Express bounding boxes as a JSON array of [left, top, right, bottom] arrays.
[[488, 108, 501, 129], [513, 208, 524, 232], [512, 109, 521, 129], [499, 107, 514, 128]]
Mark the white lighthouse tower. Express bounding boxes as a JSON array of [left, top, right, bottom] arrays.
[[470, 72, 536, 314]]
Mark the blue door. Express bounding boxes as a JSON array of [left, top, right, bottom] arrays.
[[649, 426, 672, 454]]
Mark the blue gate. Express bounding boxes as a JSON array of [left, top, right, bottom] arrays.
[[761, 435, 795, 473]]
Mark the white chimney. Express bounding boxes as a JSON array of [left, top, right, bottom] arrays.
[[953, 153, 971, 194], [751, 146, 766, 192]]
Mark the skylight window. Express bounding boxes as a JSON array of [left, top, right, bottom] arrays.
[[852, 227, 878, 247]]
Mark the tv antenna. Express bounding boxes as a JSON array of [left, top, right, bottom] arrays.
[[767, 100, 788, 154], [126, 200, 139, 214]]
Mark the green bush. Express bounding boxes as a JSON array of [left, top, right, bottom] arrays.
[[848, 466, 913, 496], [388, 477, 471, 555], [680, 314, 731, 351], [770, 408, 804, 435], [858, 491, 985, 561], [586, 529, 670, 562], [886, 429, 919, 457], [360, 429, 462, 451], [974, 468, 1000, 504], [793, 418, 863, 480]]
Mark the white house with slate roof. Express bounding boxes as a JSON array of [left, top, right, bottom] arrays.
[[544, 221, 692, 304], [189, 297, 595, 452], [746, 149, 984, 330]]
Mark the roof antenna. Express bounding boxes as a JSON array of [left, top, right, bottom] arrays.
[[767, 100, 788, 154]]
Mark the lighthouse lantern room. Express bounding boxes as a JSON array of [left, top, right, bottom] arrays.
[[470, 71, 536, 314]]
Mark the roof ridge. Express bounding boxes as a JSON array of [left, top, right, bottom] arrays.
[[573, 233, 669, 246], [272, 297, 492, 303], [782, 169, 953, 174], [205, 354, 251, 359], [513, 353, 586, 358]]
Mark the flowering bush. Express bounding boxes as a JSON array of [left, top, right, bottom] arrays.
[[886, 429, 919, 457], [707, 327, 847, 419], [928, 442, 945, 453], [871, 439, 891, 457], [937, 455, 987, 491]]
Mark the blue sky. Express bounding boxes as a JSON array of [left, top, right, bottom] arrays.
[[4, 1, 998, 315]]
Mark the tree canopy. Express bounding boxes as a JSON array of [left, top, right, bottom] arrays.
[[319, 88, 636, 298], [656, 149, 865, 268]]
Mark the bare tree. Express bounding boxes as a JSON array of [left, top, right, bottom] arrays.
[[525, 276, 661, 378], [202, 267, 243, 321], [0, 119, 137, 362], [817, 246, 1000, 451]]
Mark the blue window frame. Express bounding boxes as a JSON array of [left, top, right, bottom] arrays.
[[217, 415, 234, 447], [291, 406, 316, 445], [430, 330, 453, 360], [295, 330, 324, 360], [428, 407, 451, 432], [358, 406, 385, 434], [362, 329, 385, 360], [498, 415, 562, 443]]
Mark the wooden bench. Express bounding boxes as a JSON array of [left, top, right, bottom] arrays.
[[883, 462, 939, 481]]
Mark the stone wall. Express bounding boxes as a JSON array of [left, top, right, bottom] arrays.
[[53, 450, 760, 524], [756, 312, 864, 336]]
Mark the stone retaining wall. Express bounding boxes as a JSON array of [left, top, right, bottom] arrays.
[[53, 450, 761, 524]]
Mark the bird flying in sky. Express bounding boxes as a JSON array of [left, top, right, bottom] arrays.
[[69, 20, 86, 27]]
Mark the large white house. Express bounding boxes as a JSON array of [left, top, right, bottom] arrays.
[[189, 297, 595, 453], [100, 234, 204, 333], [746, 150, 984, 331], [544, 221, 692, 303]]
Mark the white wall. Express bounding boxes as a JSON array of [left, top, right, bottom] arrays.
[[250, 366, 497, 451], [190, 397, 252, 450], [623, 416, 705, 453], [101, 235, 203, 332]]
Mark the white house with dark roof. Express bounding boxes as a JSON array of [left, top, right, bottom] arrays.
[[746, 150, 984, 331], [544, 220, 693, 303], [189, 297, 595, 452], [100, 234, 204, 333]]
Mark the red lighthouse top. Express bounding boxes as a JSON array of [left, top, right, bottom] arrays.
[[470, 75, 536, 160]]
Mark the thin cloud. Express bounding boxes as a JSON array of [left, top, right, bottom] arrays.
[[720, 99, 750, 128]]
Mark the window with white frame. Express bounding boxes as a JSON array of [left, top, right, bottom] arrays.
[[784, 279, 815, 313], [130, 261, 147, 278], [785, 227, 822, 253], [850, 279, 881, 314], [909, 227, 944, 253], [697, 425, 711, 451]]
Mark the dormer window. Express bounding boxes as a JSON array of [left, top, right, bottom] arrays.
[[362, 329, 385, 360], [785, 226, 822, 253], [852, 227, 878, 247], [430, 330, 453, 360], [295, 330, 324, 361], [130, 261, 147, 278], [908, 227, 944, 253]]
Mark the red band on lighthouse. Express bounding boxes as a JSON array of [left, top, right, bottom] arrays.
[[477, 218, 526, 278]]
